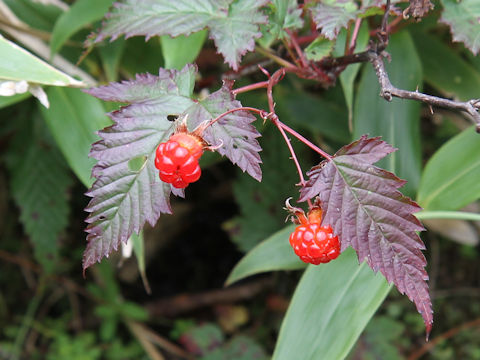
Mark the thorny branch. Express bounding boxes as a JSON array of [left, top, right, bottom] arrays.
[[317, 0, 480, 132]]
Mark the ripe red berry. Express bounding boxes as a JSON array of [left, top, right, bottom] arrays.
[[289, 223, 340, 265], [154, 133, 204, 189]]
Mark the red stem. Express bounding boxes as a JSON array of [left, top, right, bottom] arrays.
[[277, 121, 332, 160], [273, 119, 313, 209], [286, 29, 309, 68], [348, 18, 362, 54], [204, 107, 264, 130], [232, 81, 269, 95]]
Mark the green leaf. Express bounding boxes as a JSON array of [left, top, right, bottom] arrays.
[[50, 0, 115, 56], [0, 93, 30, 109], [8, 117, 72, 272], [310, 1, 358, 40], [274, 85, 350, 143], [99, 39, 126, 82], [412, 31, 480, 101], [131, 231, 151, 293], [353, 32, 422, 197], [4, 0, 62, 32], [40, 87, 111, 187], [95, 0, 268, 70], [440, 0, 480, 55], [160, 30, 208, 70], [417, 126, 480, 210], [333, 23, 369, 130], [304, 36, 334, 61], [0, 35, 84, 87], [226, 225, 306, 286], [273, 248, 391, 360]]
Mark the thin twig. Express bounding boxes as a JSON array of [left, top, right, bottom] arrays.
[[145, 277, 273, 317], [408, 317, 480, 360], [232, 81, 269, 95], [277, 121, 332, 160], [286, 29, 309, 68], [369, 52, 480, 131], [347, 18, 363, 54], [272, 117, 312, 208]]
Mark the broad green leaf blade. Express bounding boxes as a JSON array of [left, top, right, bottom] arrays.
[[258, 0, 303, 48], [0, 35, 83, 87], [304, 37, 334, 61], [354, 31, 422, 197], [131, 231, 151, 293], [50, 0, 115, 56], [273, 248, 391, 360], [440, 0, 480, 55], [226, 225, 306, 286], [94, 0, 267, 70], [82, 66, 197, 270], [412, 32, 480, 101], [40, 87, 111, 187], [160, 30, 208, 70], [274, 85, 350, 143], [333, 22, 369, 129], [99, 39, 126, 82], [417, 126, 480, 211], [8, 118, 72, 272], [0, 93, 30, 109]]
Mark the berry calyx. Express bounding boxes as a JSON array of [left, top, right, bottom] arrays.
[[155, 132, 205, 189], [285, 197, 340, 265], [289, 223, 340, 265]]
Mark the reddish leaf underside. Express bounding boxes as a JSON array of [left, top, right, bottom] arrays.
[[299, 136, 433, 337], [83, 65, 262, 271], [93, 0, 268, 70]]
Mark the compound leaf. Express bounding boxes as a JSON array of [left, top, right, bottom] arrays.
[[186, 81, 262, 181], [440, 0, 480, 55], [94, 0, 268, 70], [82, 65, 197, 271], [299, 136, 432, 337]]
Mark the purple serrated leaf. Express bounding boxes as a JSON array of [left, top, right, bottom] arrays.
[[83, 66, 197, 271], [185, 81, 262, 181], [93, 0, 267, 70], [299, 136, 433, 337]]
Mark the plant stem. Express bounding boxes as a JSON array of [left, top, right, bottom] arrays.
[[12, 276, 46, 360], [277, 121, 332, 160], [232, 81, 269, 95], [416, 210, 480, 222], [273, 118, 313, 208], [255, 46, 297, 69], [286, 29, 309, 68]]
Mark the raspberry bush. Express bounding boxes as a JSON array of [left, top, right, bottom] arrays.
[[2, 0, 480, 358]]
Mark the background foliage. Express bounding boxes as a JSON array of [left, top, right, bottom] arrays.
[[1, 0, 480, 359]]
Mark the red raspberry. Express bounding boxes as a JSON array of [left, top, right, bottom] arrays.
[[289, 223, 340, 265], [154, 133, 204, 189]]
